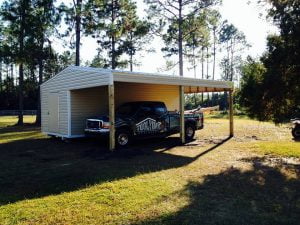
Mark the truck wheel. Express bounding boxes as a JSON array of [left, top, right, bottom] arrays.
[[116, 129, 131, 148], [292, 127, 300, 139], [185, 124, 195, 141]]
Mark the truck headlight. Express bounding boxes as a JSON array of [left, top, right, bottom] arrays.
[[102, 122, 110, 129]]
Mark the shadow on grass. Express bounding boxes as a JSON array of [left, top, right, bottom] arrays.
[[0, 131, 230, 206], [0, 124, 39, 133], [135, 157, 300, 225]]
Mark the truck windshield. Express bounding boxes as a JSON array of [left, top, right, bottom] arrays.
[[116, 103, 139, 116]]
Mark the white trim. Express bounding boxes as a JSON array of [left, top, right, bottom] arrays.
[[67, 91, 71, 137], [44, 132, 85, 139]]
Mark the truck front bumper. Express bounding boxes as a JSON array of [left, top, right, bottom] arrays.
[[84, 128, 110, 137]]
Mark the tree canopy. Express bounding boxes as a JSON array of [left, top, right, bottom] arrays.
[[239, 0, 300, 122]]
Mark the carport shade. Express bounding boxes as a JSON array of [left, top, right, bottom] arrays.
[[107, 70, 234, 151]]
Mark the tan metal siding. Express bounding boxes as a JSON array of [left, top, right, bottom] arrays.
[[71, 86, 108, 135], [70, 83, 179, 136], [115, 82, 179, 111]]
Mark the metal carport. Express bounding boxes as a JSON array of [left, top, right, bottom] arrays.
[[40, 66, 234, 151]]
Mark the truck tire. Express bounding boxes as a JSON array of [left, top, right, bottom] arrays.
[[292, 127, 300, 139], [185, 124, 195, 141], [116, 129, 131, 148]]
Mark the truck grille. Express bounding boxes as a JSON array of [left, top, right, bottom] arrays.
[[86, 120, 102, 129]]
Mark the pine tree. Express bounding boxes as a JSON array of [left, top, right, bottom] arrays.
[[145, 0, 219, 77], [121, 2, 151, 71], [60, 0, 88, 66], [30, 0, 60, 125], [86, 0, 142, 69], [219, 21, 248, 82], [0, 0, 31, 125]]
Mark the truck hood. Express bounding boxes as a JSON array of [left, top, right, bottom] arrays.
[[89, 115, 126, 123], [91, 115, 109, 122]]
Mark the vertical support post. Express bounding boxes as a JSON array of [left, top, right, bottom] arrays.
[[108, 84, 115, 151], [229, 89, 234, 137], [179, 85, 185, 144]]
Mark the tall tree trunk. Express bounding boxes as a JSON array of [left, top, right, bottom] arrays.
[[30, 65, 35, 82], [212, 27, 216, 106], [230, 39, 234, 81], [10, 63, 13, 82], [206, 46, 210, 106], [201, 47, 204, 103], [35, 59, 43, 125], [75, 0, 82, 66], [18, 2, 25, 125], [18, 63, 24, 125], [226, 42, 230, 80], [193, 42, 196, 78], [111, 36, 116, 69], [5, 64, 8, 79], [178, 0, 183, 77], [130, 52, 133, 72], [193, 45, 197, 107], [0, 61, 2, 92], [130, 32, 133, 72], [212, 27, 216, 81], [206, 46, 209, 79], [111, 0, 116, 69], [192, 43, 197, 107], [36, 38, 44, 126]]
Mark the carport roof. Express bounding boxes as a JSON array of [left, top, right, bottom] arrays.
[[113, 70, 233, 93], [42, 66, 233, 92]]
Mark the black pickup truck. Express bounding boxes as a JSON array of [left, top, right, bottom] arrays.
[[85, 101, 203, 147]]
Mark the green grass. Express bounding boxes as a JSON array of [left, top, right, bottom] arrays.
[[204, 111, 249, 119], [257, 142, 300, 157], [0, 115, 36, 128], [0, 116, 299, 225]]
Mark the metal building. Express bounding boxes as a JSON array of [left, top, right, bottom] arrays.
[[41, 66, 234, 150]]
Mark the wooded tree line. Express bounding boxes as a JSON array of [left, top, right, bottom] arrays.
[[238, 0, 300, 123], [0, 0, 248, 125]]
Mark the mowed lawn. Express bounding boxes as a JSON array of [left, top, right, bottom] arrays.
[[0, 115, 299, 225]]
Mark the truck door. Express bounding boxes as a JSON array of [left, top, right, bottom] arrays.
[[152, 102, 168, 133], [135, 103, 164, 135]]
